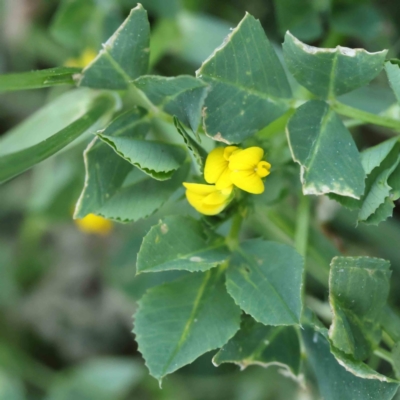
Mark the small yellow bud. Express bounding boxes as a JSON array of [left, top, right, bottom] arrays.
[[65, 48, 97, 68], [183, 183, 233, 215], [75, 213, 113, 235]]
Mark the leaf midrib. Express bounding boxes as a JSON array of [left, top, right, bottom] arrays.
[[161, 270, 213, 376]]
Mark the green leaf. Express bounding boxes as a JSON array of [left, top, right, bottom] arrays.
[[137, 216, 229, 274], [46, 358, 144, 400], [0, 88, 104, 156], [134, 75, 208, 132], [364, 198, 395, 226], [79, 4, 150, 90], [303, 326, 399, 400], [74, 142, 138, 219], [287, 100, 365, 198], [393, 343, 400, 379], [140, 0, 181, 18], [75, 108, 189, 221], [0, 95, 116, 184], [329, 256, 391, 360], [177, 12, 231, 66], [273, 0, 322, 41], [329, 343, 398, 383], [134, 269, 241, 381], [330, 139, 400, 223], [358, 153, 400, 222], [381, 306, 400, 343], [331, 4, 384, 41], [197, 13, 292, 144], [213, 316, 301, 377], [283, 32, 387, 99], [98, 135, 186, 181], [0, 370, 25, 400], [226, 239, 303, 326], [50, 0, 96, 49], [173, 117, 207, 172], [361, 137, 399, 175], [75, 134, 189, 222], [0, 67, 80, 93], [385, 62, 400, 105]]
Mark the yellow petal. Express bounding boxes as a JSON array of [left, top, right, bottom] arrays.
[[183, 182, 217, 195], [223, 146, 240, 160], [203, 186, 233, 205], [229, 147, 264, 170], [185, 190, 228, 215], [256, 161, 271, 178], [215, 167, 234, 189], [230, 170, 264, 194], [204, 147, 228, 184]]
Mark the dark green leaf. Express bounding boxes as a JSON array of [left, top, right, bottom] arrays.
[[359, 153, 400, 222], [73, 109, 148, 217], [75, 133, 189, 222], [137, 216, 230, 274], [361, 137, 399, 175], [283, 32, 387, 99], [303, 326, 399, 400], [134, 269, 241, 381], [213, 316, 301, 377], [364, 198, 395, 226], [0, 67, 80, 93], [98, 135, 186, 181], [385, 62, 400, 105], [197, 13, 292, 144], [97, 164, 189, 222], [173, 117, 207, 172], [329, 343, 398, 382], [0, 95, 116, 184], [79, 4, 150, 89], [330, 139, 400, 224], [329, 256, 391, 360], [98, 108, 186, 180], [134, 75, 208, 132], [287, 100, 365, 198], [226, 239, 303, 325], [75, 108, 188, 221]]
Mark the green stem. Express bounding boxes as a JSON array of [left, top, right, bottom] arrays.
[[331, 101, 400, 133], [295, 194, 310, 258], [226, 213, 243, 251], [373, 348, 394, 366], [320, 30, 345, 48]]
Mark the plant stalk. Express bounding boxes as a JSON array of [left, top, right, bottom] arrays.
[[331, 101, 400, 133]]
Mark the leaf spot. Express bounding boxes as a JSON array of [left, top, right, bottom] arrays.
[[160, 223, 169, 234]]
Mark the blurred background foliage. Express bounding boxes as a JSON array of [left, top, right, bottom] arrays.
[[1, 0, 400, 399]]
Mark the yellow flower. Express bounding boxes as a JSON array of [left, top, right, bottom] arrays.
[[65, 48, 97, 68], [229, 147, 271, 194], [183, 183, 233, 215], [204, 146, 241, 189], [75, 213, 113, 235]]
